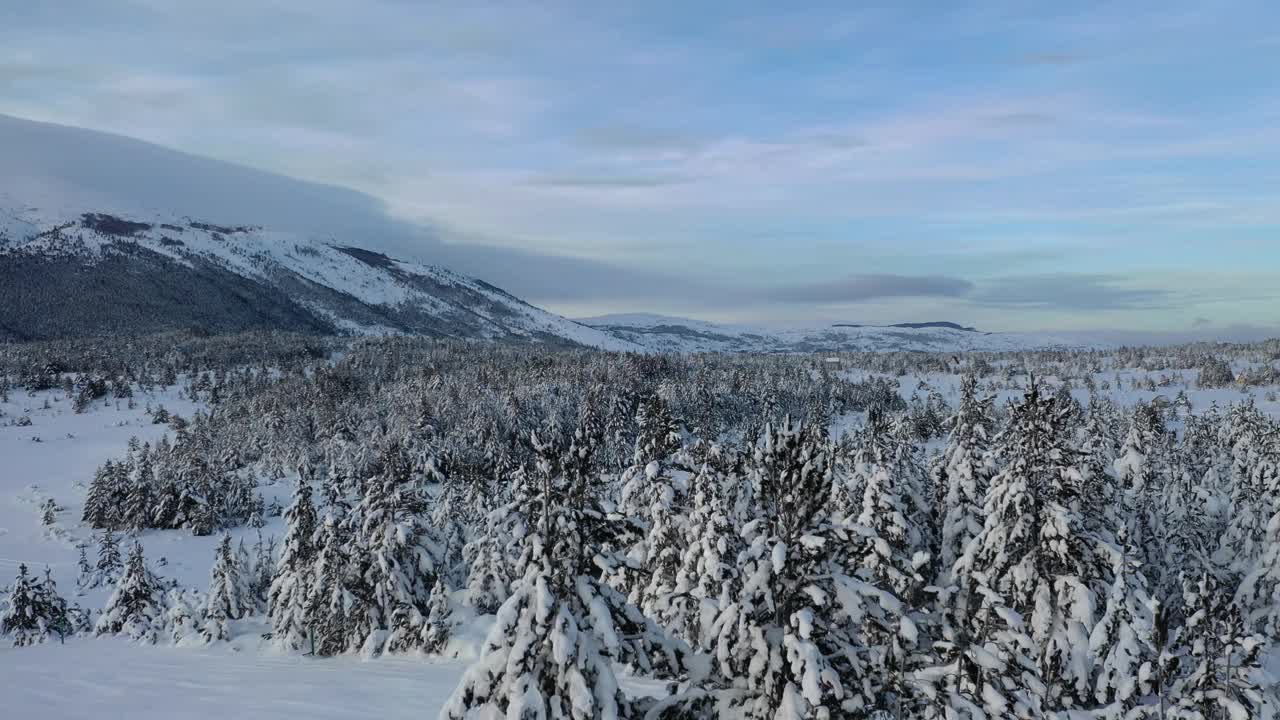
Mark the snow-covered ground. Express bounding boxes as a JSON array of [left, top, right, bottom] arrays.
[[0, 636, 468, 720]]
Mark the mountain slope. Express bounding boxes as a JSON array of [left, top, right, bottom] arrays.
[[0, 208, 639, 349], [577, 313, 1092, 353]]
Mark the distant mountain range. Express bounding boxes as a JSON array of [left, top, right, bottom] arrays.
[[0, 112, 1090, 353], [577, 313, 1088, 353]]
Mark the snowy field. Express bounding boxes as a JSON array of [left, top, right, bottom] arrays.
[[2, 362, 1279, 718], [0, 637, 468, 720]]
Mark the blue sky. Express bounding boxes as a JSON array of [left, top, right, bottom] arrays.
[[2, 1, 1278, 335]]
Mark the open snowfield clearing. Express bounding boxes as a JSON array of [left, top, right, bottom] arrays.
[[0, 636, 468, 719]]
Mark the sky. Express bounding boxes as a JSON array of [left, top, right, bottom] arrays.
[[2, 0, 1279, 337]]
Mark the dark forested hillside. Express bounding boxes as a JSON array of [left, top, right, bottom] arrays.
[[0, 211, 639, 349]]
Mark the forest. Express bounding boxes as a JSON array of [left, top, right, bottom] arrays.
[[2, 331, 1279, 719]]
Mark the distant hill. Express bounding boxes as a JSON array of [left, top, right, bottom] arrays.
[[578, 313, 1091, 353]]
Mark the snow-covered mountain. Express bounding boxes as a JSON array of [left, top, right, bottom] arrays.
[[577, 313, 1092, 353], [0, 206, 640, 349]]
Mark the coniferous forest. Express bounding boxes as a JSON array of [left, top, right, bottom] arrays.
[[2, 332, 1280, 719]]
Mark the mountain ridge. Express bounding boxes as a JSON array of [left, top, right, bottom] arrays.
[[577, 313, 1093, 353], [0, 207, 641, 350]]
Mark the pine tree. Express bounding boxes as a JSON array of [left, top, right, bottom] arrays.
[[462, 527, 508, 615], [2, 565, 54, 646], [615, 395, 683, 606], [204, 535, 253, 642], [82, 460, 119, 529], [637, 462, 686, 626], [951, 381, 1095, 716], [441, 427, 689, 719], [123, 443, 155, 531], [94, 529, 123, 588], [708, 420, 875, 719], [308, 478, 368, 656], [269, 477, 317, 651], [1170, 574, 1267, 719], [1214, 403, 1270, 581], [1237, 467, 1280, 635], [669, 463, 739, 650], [421, 577, 452, 654], [357, 467, 442, 655], [76, 543, 93, 590], [95, 542, 163, 644], [935, 374, 993, 584], [1115, 403, 1168, 578], [1089, 527, 1156, 711], [164, 588, 204, 646]]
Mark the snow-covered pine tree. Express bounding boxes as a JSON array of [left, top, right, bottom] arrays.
[[1079, 400, 1123, 547], [420, 577, 452, 654], [462, 524, 509, 615], [637, 459, 686, 627], [123, 443, 154, 531], [1214, 402, 1270, 583], [1234, 450, 1280, 635], [2, 566, 48, 645], [1114, 402, 1169, 578], [669, 462, 739, 650], [934, 374, 994, 585], [308, 474, 369, 656], [707, 419, 871, 719], [615, 393, 684, 605], [95, 541, 163, 644], [1170, 573, 1267, 719], [76, 543, 93, 590], [82, 460, 120, 529], [268, 476, 317, 651], [164, 588, 204, 646], [203, 534, 254, 642], [951, 380, 1095, 716], [358, 461, 443, 655], [94, 529, 123, 588], [1088, 526, 1157, 713], [441, 425, 690, 720]]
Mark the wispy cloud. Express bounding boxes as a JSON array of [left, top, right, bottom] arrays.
[[971, 274, 1177, 311], [767, 274, 974, 303]]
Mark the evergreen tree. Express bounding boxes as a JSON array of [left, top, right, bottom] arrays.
[[1089, 527, 1157, 711], [269, 477, 317, 651], [123, 443, 154, 531], [1170, 574, 1267, 719], [167, 589, 204, 646], [308, 477, 368, 656], [82, 460, 119, 529], [935, 374, 994, 584], [462, 527, 509, 615], [669, 463, 739, 650], [203, 535, 253, 642], [358, 465, 442, 655], [441, 427, 689, 719], [708, 420, 877, 718], [421, 577, 452, 654], [1, 565, 69, 646], [1237, 467, 1280, 635], [94, 529, 123, 588], [95, 542, 163, 644], [952, 381, 1097, 715], [76, 543, 93, 590]]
